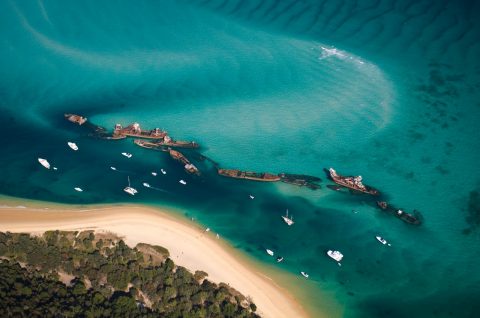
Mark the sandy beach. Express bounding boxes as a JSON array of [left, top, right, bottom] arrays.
[[0, 203, 308, 318]]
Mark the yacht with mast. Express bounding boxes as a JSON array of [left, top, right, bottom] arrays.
[[281, 209, 294, 226], [123, 176, 138, 195]]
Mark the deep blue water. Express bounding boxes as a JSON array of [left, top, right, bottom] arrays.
[[1, 0, 480, 317]]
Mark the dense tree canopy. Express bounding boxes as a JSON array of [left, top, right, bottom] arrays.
[[0, 231, 259, 317]]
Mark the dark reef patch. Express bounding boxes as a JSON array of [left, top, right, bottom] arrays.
[[464, 189, 480, 232]]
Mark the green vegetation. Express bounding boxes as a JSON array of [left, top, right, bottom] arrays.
[[0, 231, 259, 317]]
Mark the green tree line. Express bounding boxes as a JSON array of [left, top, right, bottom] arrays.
[[0, 231, 259, 317]]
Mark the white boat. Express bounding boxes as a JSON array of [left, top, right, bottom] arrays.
[[281, 209, 294, 226], [266, 249, 274, 256], [121, 152, 132, 158], [300, 271, 309, 278], [249, 195, 255, 199], [376, 236, 391, 246], [205, 228, 210, 232], [38, 158, 50, 169], [110, 166, 117, 171], [123, 176, 138, 195], [53, 167, 58, 170], [151, 172, 157, 176], [74, 187, 83, 192], [327, 250, 344, 263], [179, 179, 186, 185], [276, 256, 284, 263], [161, 169, 167, 175], [142, 182, 151, 188], [67, 142, 78, 151]]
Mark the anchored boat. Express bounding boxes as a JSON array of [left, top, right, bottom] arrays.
[[38, 158, 50, 169], [327, 250, 344, 265], [376, 236, 391, 246], [281, 209, 294, 226], [123, 176, 138, 196], [67, 142, 78, 151]]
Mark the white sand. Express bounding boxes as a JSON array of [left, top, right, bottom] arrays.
[[0, 205, 308, 318]]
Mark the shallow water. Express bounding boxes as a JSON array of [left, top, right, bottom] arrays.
[[1, 0, 480, 317]]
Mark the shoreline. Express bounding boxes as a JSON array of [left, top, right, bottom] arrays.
[[0, 198, 311, 318]]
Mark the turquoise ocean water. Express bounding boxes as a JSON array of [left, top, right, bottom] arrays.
[[1, 0, 480, 316]]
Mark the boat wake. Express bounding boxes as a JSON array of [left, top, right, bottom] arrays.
[[141, 183, 170, 194]]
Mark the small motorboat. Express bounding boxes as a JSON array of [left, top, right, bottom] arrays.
[[327, 250, 344, 265], [179, 179, 187, 185], [38, 158, 50, 169], [300, 271, 309, 278], [142, 183, 151, 188], [249, 195, 255, 199], [161, 169, 167, 175], [110, 166, 117, 171], [53, 167, 58, 170], [151, 172, 157, 176], [67, 142, 78, 151], [266, 249, 274, 256], [376, 236, 391, 246], [74, 187, 83, 192], [276, 256, 284, 263], [121, 152, 132, 158]]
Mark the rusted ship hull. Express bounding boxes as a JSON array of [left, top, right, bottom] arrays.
[[134, 139, 198, 150], [328, 169, 379, 195], [217, 169, 281, 182], [120, 132, 166, 139], [113, 123, 167, 139], [64, 113, 87, 125], [376, 201, 422, 225], [278, 173, 321, 189], [169, 149, 200, 175], [134, 139, 169, 151]]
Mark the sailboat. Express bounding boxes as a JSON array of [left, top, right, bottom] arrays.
[[281, 209, 294, 226], [123, 176, 138, 195]]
